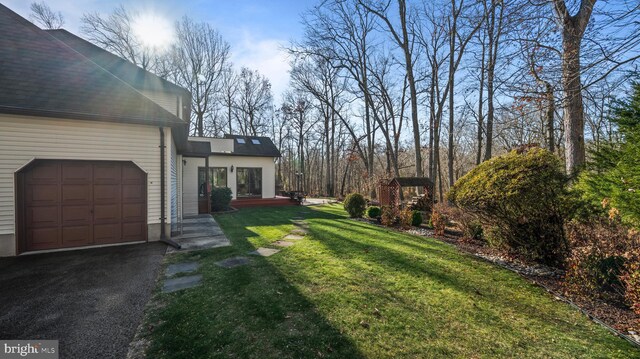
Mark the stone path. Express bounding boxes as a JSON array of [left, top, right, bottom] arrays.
[[161, 215, 232, 293], [249, 247, 281, 256], [272, 240, 295, 247], [163, 275, 203, 293], [165, 262, 198, 277], [161, 214, 312, 293], [162, 261, 203, 293], [283, 234, 305, 241], [167, 215, 230, 253], [291, 228, 308, 235]]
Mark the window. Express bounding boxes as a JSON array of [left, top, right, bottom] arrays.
[[236, 167, 262, 198], [251, 139, 261, 145], [236, 138, 246, 144], [198, 167, 228, 198]]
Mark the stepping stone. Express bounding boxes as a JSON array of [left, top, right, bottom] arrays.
[[292, 220, 308, 226], [162, 274, 202, 293], [167, 235, 231, 253], [292, 217, 304, 220], [272, 240, 295, 247], [215, 256, 251, 268], [174, 229, 225, 239], [284, 234, 305, 241], [248, 247, 281, 257], [291, 228, 308, 235], [165, 262, 199, 277]]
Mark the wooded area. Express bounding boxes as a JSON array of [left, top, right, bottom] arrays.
[[31, 0, 640, 200]]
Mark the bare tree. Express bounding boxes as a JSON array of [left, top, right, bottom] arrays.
[[236, 67, 273, 136], [483, 0, 505, 161], [172, 16, 231, 136], [296, 0, 379, 197], [220, 68, 240, 134], [81, 5, 153, 70], [446, 0, 485, 185], [29, 2, 64, 29], [282, 92, 314, 193], [360, 0, 424, 178], [290, 54, 346, 196], [550, 0, 595, 173]]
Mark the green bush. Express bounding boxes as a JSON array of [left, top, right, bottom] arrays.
[[575, 81, 640, 228], [343, 193, 366, 218], [366, 206, 381, 219], [211, 187, 232, 212], [411, 210, 423, 227], [448, 147, 569, 265]]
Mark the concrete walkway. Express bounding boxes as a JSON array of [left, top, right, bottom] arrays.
[[167, 215, 230, 253], [303, 198, 337, 206]]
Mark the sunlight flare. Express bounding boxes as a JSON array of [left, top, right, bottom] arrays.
[[132, 13, 174, 51]]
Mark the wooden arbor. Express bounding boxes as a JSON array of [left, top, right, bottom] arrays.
[[379, 177, 434, 208]]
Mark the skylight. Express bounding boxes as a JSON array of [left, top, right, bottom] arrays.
[[236, 138, 246, 144], [251, 139, 261, 145]]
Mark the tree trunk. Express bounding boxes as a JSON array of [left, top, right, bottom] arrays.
[[197, 114, 204, 137], [552, 0, 595, 174], [398, 0, 422, 177], [476, 37, 486, 165], [428, 68, 436, 180], [483, 3, 496, 162], [546, 83, 555, 153], [447, 4, 457, 187], [561, 34, 585, 173]]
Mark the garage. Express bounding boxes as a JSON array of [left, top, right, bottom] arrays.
[[17, 160, 147, 253]]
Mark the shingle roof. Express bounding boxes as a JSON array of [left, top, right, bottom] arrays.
[[0, 4, 184, 127], [390, 177, 434, 187], [181, 141, 212, 157], [46, 29, 188, 97], [223, 135, 282, 157]]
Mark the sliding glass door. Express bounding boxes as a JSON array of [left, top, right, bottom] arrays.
[[236, 168, 262, 198]]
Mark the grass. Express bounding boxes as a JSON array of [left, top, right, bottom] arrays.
[[141, 204, 639, 358]]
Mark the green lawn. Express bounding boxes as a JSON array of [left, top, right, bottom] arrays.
[[141, 205, 639, 358]]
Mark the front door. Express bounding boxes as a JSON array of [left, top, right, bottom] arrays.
[[236, 168, 262, 198]]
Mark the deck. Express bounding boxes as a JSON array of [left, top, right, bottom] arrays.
[[231, 196, 299, 208]]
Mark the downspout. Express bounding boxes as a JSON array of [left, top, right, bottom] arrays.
[[159, 127, 181, 249]]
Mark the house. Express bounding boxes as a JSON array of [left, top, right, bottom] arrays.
[[0, 4, 283, 256], [182, 135, 282, 216]]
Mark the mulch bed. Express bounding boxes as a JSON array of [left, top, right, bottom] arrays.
[[355, 218, 640, 345]]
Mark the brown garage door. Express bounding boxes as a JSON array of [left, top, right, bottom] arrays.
[[18, 160, 147, 253]]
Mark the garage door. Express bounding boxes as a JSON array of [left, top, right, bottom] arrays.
[[18, 160, 147, 252]]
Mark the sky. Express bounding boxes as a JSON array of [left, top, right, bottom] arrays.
[[3, 0, 316, 101]]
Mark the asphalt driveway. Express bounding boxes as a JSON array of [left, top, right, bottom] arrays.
[[0, 243, 166, 358]]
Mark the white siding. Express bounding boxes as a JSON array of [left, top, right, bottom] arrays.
[[176, 154, 183, 226], [170, 136, 178, 232], [0, 114, 171, 254], [211, 155, 277, 199], [141, 90, 179, 118]]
